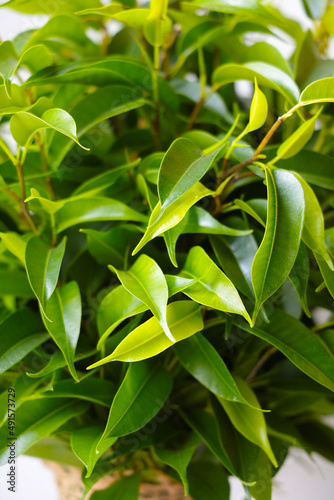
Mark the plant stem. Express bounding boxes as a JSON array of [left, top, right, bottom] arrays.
[[253, 116, 284, 157], [36, 133, 56, 200], [15, 161, 38, 234], [186, 96, 204, 131], [0, 137, 16, 165], [246, 346, 277, 383]]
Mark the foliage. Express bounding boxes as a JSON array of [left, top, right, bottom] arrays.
[[1, 0, 334, 498]]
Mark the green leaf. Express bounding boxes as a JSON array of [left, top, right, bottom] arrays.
[[109, 254, 174, 341], [132, 182, 213, 254], [158, 137, 227, 209], [164, 206, 251, 267], [25, 236, 67, 315], [0, 398, 88, 466], [0, 268, 35, 297], [24, 56, 178, 111], [218, 376, 277, 466], [0, 0, 101, 14], [235, 309, 334, 392], [295, 174, 333, 269], [0, 84, 29, 115], [42, 281, 82, 382], [251, 169, 305, 323], [71, 425, 116, 478], [10, 109, 88, 150], [54, 197, 147, 232], [97, 286, 147, 349], [37, 378, 116, 407], [213, 62, 300, 104], [234, 199, 266, 227], [299, 77, 334, 105], [47, 86, 149, 168], [289, 241, 311, 317], [179, 409, 242, 479], [154, 433, 200, 495], [89, 301, 203, 366], [246, 78, 268, 133], [81, 226, 141, 267], [180, 246, 252, 325], [72, 160, 140, 197], [174, 332, 259, 407], [97, 360, 172, 445], [0, 308, 48, 374], [96, 276, 196, 348], [276, 111, 319, 160], [0, 231, 28, 264], [26, 348, 96, 379], [187, 460, 230, 500], [90, 473, 141, 500]]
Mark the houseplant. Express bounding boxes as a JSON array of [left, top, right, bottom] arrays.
[[1, 0, 334, 498]]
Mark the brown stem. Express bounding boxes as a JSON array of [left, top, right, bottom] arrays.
[[246, 346, 277, 383], [186, 97, 204, 132], [253, 117, 284, 157]]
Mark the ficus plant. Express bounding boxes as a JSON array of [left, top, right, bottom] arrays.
[[1, 0, 334, 498]]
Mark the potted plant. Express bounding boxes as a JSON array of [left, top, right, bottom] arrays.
[[1, 0, 334, 498]]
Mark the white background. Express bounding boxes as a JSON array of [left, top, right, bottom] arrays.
[[1, 0, 334, 498]]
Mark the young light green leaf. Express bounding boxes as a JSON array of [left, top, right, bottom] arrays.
[[158, 137, 227, 209], [42, 281, 81, 382], [89, 301, 203, 366], [276, 111, 320, 160], [0, 231, 28, 264], [295, 174, 333, 270], [0, 308, 48, 374], [235, 309, 334, 392], [97, 360, 172, 446], [154, 433, 200, 495], [10, 108, 88, 150], [0, 399, 88, 466], [174, 332, 260, 408], [25, 236, 67, 315], [180, 246, 252, 325], [251, 169, 305, 323], [246, 77, 268, 133], [109, 254, 174, 342], [218, 376, 277, 466], [132, 182, 213, 255], [299, 77, 334, 105]]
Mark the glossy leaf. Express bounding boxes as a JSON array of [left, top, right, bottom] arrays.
[[299, 77, 334, 105], [89, 301, 203, 366], [133, 183, 213, 254], [0, 398, 88, 466], [295, 174, 333, 269], [174, 332, 259, 407], [158, 137, 227, 209], [38, 378, 116, 407], [180, 246, 252, 325], [276, 111, 319, 160], [10, 109, 88, 150], [251, 169, 305, 322], [0, 308, 48, 374], [213, 62, 300, 104], [42, 282, 81, 382], [218, 376, 277, 466], [25, 236, 67, 315], [235, 309, 334, 392], [109, 254, 174, 341], [97, 360, 172, 445], [246, 78, 268, 133], [71, 425, 113, 478]]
